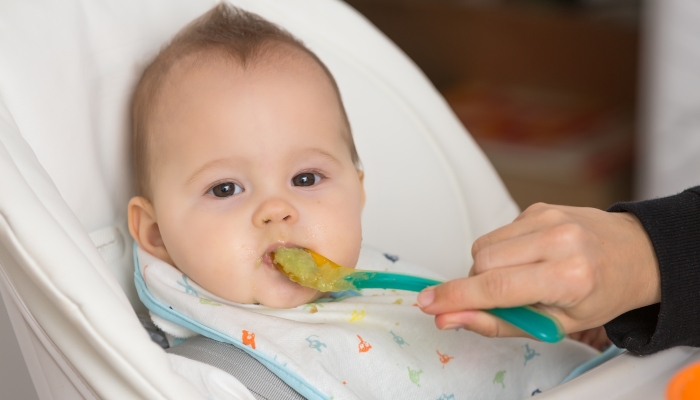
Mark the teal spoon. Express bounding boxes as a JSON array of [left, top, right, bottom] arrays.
[[272, 248, 565, 343]]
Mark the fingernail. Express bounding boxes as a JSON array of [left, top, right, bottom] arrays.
[[442, 323, 464, 331], [417, 289, 435, 308]]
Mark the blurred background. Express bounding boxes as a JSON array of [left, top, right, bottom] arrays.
[[343, 0, 700, 210], [2, 2, 699, 398]]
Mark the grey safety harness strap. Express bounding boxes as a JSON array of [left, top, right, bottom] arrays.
[[88, 228, 306, 400], [166, 335, 306, 400]]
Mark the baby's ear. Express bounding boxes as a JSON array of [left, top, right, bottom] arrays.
[[127, 196, 173, 265], [357, 170, 366, 209]]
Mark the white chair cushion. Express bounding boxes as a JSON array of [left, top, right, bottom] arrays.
[[0, 0, 517, 398]]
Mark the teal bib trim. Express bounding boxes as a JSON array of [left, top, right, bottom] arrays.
[[132, 244, 329, 400], [561, 343, 625, 383]]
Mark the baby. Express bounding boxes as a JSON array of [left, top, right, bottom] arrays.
[[128, 4, 364, 309], [128, 4, 599, 399]]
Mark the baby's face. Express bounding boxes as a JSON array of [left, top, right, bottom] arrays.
[[140, 54, 364, 308]]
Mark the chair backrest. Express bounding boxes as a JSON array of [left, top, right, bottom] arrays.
[[0, 0, 517, 398]]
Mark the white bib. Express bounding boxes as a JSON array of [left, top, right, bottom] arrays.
[[135, 245, 597, 400]]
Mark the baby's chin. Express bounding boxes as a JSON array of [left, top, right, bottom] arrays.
[[256, 286, 327, 309], [249, 266, 326, 308]]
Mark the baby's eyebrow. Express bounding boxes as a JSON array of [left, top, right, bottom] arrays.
[[301, 148, 341, 165], [186, 158, 234, 184], [187, 148, 341, 184]]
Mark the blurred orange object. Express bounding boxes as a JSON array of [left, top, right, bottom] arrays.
[[667, 362, 700, 399], [442, 81, 609, 147]]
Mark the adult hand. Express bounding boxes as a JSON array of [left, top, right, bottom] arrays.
[[417, 203, 661, 339]]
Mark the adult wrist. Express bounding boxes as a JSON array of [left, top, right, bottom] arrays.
[[604, 187, 700, 355], [615, 212, 661, 310]]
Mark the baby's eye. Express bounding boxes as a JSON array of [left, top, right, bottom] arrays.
[[292, 172, 321, 187], [208, 182, 243, 198]]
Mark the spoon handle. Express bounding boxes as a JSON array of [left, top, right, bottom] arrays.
[[348, 271, 443, 292], [348, 271, 565, 343], [486, 307, 565, 343]]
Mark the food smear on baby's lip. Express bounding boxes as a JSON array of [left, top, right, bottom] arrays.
[[272, 247, 356, 292]]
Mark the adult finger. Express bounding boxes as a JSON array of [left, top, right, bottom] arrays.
[[471, 218, 540, 258], [434, 310, 531, 339], [568, 327, 611, 351], [471, 203, 567, 258], [472, 231, 549, 274], [418, 263, 557, 314]]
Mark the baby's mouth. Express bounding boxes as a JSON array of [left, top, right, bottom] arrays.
[[260, 252, 274, 268], [260, 243, 299, 269]]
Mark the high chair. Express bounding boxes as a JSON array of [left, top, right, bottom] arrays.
[[0, 0, 698, 398]]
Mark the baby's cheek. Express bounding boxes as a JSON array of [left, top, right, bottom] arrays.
[[202, 264, 254, 302], [319, 225, 362, 268], [330, 209, 363, 265]]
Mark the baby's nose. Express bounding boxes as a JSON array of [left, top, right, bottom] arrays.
[[252, 198, 298, 227]]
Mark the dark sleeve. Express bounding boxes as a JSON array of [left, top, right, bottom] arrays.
[[603, 186, 700, 355]]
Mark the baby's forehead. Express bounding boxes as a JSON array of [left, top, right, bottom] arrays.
[[138, 45, 357, 189], [155, 46, 335, 116], [155, 49, 336, 123], [169, 44, 324, 88], [149, 47, 347, 143]]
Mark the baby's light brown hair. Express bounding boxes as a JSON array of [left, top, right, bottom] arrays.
[[131, 3, 359, 199]]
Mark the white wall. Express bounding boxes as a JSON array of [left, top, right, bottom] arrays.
[[636, 0, 700, 199]]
